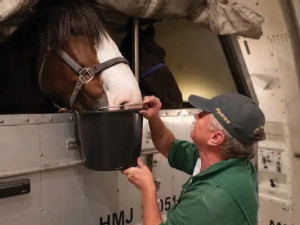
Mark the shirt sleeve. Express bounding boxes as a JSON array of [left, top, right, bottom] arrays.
[[168, 140, 199, 175], [160, 192, 221, 225]]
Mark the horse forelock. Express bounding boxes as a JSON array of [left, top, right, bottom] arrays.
[[40, 0, 107, 49]]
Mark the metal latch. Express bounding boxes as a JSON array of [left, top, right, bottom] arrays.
[[66, 139, 79, 150]]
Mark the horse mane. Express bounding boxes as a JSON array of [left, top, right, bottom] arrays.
[[37, 0, 107, 49]]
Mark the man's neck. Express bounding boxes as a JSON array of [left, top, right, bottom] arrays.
[[199, 147, 223, 172]]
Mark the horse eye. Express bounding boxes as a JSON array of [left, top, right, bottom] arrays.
[[70, 28, 84, 37], [70, 28, 76, 36]]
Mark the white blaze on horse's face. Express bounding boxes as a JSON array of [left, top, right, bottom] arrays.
[[95, 34, 142, 110]]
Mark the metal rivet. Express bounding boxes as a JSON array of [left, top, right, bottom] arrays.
[[70, 116, 74, 120], [40, 153, 44, 157], [41, 208, 44, 212], [25, 118, 29, 122], [0, 120, 4, 124], [48, 117, 53, 121]]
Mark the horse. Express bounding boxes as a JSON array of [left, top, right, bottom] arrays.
[[120, 23, 183, 109], [0, 0, 142, 114]]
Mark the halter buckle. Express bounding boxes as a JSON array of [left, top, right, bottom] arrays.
[[78, 68, 94, 84]]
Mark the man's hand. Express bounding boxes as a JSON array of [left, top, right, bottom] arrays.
[[122, 157, 156, 192], [123, 157, 163, 225], [139, 96, 162, 120]]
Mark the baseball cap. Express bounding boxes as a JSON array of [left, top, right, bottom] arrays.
[[188, 93, 265, 145]]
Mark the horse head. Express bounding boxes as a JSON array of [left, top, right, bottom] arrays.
[[120, 23, 183, 109], [37, 0, 142, 111]]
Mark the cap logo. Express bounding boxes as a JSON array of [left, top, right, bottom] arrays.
[[253, 125, 264, 134], [216, 108, 230, 124]]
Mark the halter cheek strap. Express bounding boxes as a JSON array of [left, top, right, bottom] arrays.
[[38, 48, 128, 108], [38, 46, 51, 93]]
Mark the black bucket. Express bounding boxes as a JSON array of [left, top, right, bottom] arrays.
[[76, 110, 143, 171]]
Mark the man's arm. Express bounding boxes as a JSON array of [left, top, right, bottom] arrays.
[[140, 96, 175, 157], [122, 158, 163, 225]]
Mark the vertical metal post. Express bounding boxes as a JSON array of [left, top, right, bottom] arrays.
[[133, 18, 139, 82]]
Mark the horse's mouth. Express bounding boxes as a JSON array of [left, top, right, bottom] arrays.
[[73, 93, 108, 111]]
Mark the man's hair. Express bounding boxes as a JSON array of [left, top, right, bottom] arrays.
[[208, 115, 255, 159]]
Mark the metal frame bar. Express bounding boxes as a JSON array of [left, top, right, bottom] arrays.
[[134, 18, 140, 82], [218, 35, 258, 103]]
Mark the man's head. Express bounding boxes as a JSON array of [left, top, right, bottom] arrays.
[[189, 93, 265, 159]]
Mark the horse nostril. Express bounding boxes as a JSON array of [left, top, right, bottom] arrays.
[[119, 102, 128, 110]]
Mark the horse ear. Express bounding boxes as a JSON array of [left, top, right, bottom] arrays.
[[145, 24, 155, 37]]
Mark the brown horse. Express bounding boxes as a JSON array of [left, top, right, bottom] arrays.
[[0, 0, 142, 113]]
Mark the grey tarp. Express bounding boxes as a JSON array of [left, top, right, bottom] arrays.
[[0, 0, 264, 39], [98, 0, 264, 38], [0, 0, 38, 22]]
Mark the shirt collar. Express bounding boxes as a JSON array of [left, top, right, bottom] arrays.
[[193, 158, 248, 179]]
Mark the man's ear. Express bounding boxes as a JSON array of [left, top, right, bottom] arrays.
[[208, 131, 225, 146]]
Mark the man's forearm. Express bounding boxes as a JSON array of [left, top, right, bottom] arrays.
[[148, 116, 175, 157], [142, 185, 163, 225]]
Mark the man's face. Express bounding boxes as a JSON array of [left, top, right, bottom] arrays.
[[190, 111, 214, 147]]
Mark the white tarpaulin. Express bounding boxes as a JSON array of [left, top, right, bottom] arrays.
[[0, 0, 264, 39], [0, 0, 38, 21], [0, 0, 24, 21], [195, 1, 264, 38], [98, 0, 264, 38]]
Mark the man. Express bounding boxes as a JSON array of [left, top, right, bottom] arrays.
[[122, 93, 265, 225]]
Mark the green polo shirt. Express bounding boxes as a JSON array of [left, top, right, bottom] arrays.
[[160, 140, 258, 225]]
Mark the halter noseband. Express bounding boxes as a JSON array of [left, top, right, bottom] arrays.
[[38, 48, 128, 108]]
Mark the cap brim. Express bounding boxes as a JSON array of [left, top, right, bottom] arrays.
[[188, 95, 212, 112]]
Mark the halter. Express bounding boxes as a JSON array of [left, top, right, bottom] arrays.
[[38, 48, 128, 108], [140, 63, 166, 79]]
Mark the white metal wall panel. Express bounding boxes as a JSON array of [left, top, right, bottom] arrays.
[[258, 199, 293, 225], [259, 0, 289, 36], [61, 167, 89, 225], [0, 174, 41, 225], [80, 169, 118, 224], [172, 113, 195, 141], [62, 122, 80, 162], [141, 119, 155, 152], [40, 123, 64, 167], [41, 170, 64, 225], [0, 125, 40, 172]]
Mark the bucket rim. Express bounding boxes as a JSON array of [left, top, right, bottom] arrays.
[[76, 108, 143, 115]]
